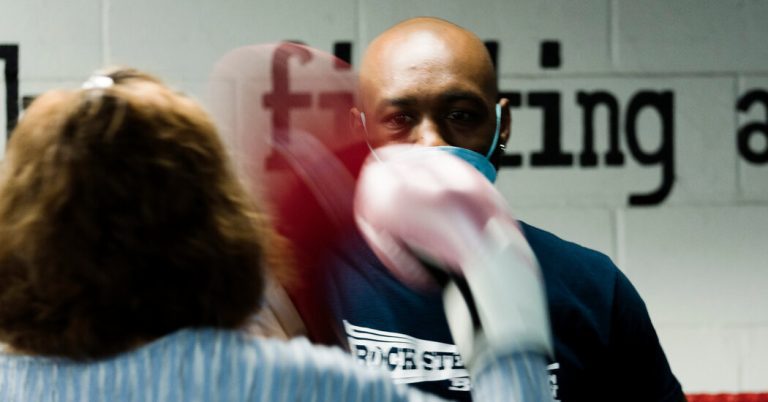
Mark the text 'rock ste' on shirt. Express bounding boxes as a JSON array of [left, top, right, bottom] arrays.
[[0, 327, 551, 402], [307, 221, 684, 402]]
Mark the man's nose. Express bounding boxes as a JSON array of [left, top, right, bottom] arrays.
[[413, 119, 448, 147]]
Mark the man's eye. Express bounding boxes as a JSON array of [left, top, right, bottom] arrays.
[[446, 110, 475, 122], [383, 113, 414, 129]]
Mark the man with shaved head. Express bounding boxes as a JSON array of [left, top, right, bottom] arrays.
[[354, 18, 508, 165], [288, 17, 685, 402]]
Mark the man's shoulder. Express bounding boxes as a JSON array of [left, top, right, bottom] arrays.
[[519, 221, 618, 276], [518, 221, 626, 319]]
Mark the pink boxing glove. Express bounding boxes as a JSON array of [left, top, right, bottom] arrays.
[[354, 144, 553, 372]]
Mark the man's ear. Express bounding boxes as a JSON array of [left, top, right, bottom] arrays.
[[349, 107, 364, 131], [498, 97, 511, 147]]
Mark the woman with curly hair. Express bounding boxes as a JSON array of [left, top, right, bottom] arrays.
[[0, 68, 550, 402]]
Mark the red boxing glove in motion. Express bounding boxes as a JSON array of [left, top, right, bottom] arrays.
[[354, 145, 553, 373]]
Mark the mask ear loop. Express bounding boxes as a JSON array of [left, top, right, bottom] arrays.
[[360, 112, 382, 162], [484, 103, 502, 159]]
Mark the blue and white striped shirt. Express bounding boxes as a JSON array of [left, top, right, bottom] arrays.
[[0, 328, 551, 402]]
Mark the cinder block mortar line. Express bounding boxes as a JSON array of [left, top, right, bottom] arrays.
[[609, 0, 619, 70], [735, 74, 745, 201], [498, 71, 768, 80]]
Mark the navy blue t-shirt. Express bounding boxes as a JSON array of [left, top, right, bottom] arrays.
[[295, 222, 684, 402]]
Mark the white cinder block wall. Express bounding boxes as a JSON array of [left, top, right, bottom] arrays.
[[1, 0, 766, 395]]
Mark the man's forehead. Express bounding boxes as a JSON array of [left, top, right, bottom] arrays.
[[364, 29, 485, 75], [362, 66, 492, 112], [371, 84, 488, 112], [360, 20, 496, 110]]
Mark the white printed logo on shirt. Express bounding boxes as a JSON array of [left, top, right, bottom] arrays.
[[345, 320, 562, 398], [344, 321, 471, 391]]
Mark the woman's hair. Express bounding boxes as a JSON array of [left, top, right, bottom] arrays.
[[0, 68, 274, 359]]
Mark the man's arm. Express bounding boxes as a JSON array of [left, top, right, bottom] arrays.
[[291, 341, 554, 402], [472, 352, 554, 402]]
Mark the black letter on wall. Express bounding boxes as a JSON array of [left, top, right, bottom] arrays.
[[262, 43, 313, 170], [0, 44, 19, 139], [332, 42, 353, 69], [529, 92, 573, 166], [625, 91, 675, 206], [263, 43, 313, 143], [577, 91, 624, 167], [484, 41, 498, 70], [736, 90, 768, 164]]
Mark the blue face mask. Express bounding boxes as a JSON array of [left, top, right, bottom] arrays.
[[361, 103, 502, 183], [433, 144, 498, 182]]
